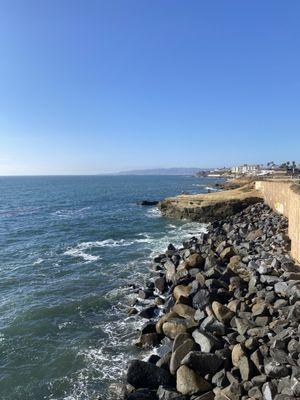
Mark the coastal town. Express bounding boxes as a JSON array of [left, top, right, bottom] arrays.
[[198, 162, 300, 179]]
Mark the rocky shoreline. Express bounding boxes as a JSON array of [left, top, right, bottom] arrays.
[[158, 184, 263, 222], [110, 202, 300, 400]]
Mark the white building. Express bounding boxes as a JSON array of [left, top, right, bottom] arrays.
[[231, 164, 261, 175]]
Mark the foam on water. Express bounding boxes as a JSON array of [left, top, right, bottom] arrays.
[[64, 248, 101, 262], [205, 186, 218, 191], [52, 207, 91, 219], [145, 207, 161, 218]]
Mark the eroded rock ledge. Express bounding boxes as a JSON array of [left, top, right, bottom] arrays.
[[158, 184, 263, 222]]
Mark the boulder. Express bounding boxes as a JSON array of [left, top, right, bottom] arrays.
[[126, 360, 174, 389], [135, 333, 162, 348], [156, 312, 178, 334], [171, 304, 196, 320], [186, 253, 205, 269], [173, 285, 191, 301], [192, 329, 222, 353], [170, 338, 196, 374], [181, 351, 223, 375], [155, 277, 166, 294], [238, 356, 253, 381], [192, 289, 210, 309], [220, 247, 235, 261], [157, 386, 187, 399], [212, 301, 235, 324], [172, 333, 192, 352], [176, 365, 211, 395], [139, 305, 158, 319], [231, 343, 245, 367], [162, 318, 197, 339]]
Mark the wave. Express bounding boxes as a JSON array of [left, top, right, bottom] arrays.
[[33, 258, 44, 265], [52, 207, 91, 219], [145, 208, 161, 218], [205, 186, 218, 191], [64, 247, 100, 262]]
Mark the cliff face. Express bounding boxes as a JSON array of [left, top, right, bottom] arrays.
[[159, 184, 263, 222]]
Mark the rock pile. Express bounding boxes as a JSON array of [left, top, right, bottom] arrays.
[[121, 203, 300, 399]]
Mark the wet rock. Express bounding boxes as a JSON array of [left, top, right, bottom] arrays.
[[139, 305, 158, 319], [155, 277, 166, 294], [126, 360, 174, 389], [136, 333, 162, 348]]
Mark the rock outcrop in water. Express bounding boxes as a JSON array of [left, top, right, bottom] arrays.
[[114, 202, 300, 399], [158, 184, 263, 222]]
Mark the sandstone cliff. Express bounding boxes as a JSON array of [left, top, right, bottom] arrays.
[[159, 184, 263, 222]]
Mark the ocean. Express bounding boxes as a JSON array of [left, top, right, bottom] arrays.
[[0, 175, 222, 400]]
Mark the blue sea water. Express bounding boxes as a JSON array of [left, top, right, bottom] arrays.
[[0, 175, 222, 400]]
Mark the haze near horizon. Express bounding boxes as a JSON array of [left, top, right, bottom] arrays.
[[1, 1, 300, 175]]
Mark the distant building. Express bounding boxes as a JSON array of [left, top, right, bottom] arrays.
[[231, 164, 261, 175]]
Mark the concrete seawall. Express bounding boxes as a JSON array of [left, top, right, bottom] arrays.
[[255, 180, 300, 263]]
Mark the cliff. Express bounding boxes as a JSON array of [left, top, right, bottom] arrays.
[[159, 184, 263, 222]]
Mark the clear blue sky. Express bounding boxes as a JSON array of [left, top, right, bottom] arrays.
[[1, 1, 300, 175]]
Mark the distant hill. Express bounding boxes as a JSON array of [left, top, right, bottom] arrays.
[[115, 168, 209, 176]]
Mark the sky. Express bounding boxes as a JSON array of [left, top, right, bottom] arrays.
[[0, 1, 300, 175]]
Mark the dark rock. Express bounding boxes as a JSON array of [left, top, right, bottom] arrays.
[[148, 354, 161, 364], [212, 369, 229, 387], [127, 389, 157, 400], [192, 289, 210, 309], [181, 351, 223, 375], [127, 360, 174, 389], [155, 277, 166, 294], [157, 385, 187, 400], [138, 200, 159, 206], [139, 305, 158, 319], [136, 333, 162, 348]]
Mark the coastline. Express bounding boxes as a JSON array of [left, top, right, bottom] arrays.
[[109, 195, 300, 399]]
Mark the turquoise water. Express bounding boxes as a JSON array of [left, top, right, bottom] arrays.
[[0, 175, 221, 400]]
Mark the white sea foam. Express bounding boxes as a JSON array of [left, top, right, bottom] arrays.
[[33, 257, 44, 265], [52, 207, 91, 219], [64, 248, 100, 262], [146, 207, 161, 218], [205, 186, 218, 191]]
